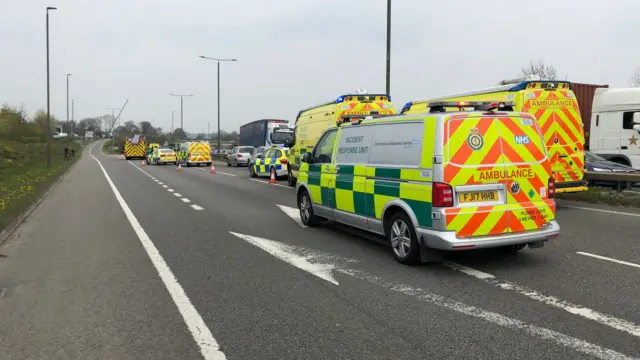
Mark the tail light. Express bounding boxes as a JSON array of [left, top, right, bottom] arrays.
[[548, 177, 555, 198], [280, 158, 288, 164], [433, 182, 454, 207], [237, 154, 243, 158]]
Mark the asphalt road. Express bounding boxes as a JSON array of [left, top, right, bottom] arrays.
[[1, 141, 639, 360]]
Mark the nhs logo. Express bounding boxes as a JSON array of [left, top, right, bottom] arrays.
[[515, 135, 530, 145]]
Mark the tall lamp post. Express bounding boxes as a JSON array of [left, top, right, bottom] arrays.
[[66, 73, 72, 133], [71, 99, 76, 135], [385, 0, 391, 95], [198, 56, 237, 153], [169, 94, 194, 134], [46, 6, 57, 167]]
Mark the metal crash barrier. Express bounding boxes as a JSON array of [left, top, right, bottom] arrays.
[[584, 172, 640, 192]]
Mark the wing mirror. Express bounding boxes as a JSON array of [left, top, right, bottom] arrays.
[[301, 152, 313, 163]]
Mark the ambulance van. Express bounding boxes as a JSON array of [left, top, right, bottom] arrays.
[[287, 90, 396, 187], [295, 101, 560, 265], [401, 77, 587, 193]]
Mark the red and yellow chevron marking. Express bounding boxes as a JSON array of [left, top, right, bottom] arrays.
[[188, 142, 212, 162], [521, 90, 584, 184], [443, 114, 555, 237], [124, 140, 146, 158], [336, 101, 395, 121]]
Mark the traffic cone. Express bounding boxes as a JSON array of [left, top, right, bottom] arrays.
[[269, 169, 276, 184], [210, 163, 216, 174], [177, 163, 182, 171], [142, 160, 146, 166]]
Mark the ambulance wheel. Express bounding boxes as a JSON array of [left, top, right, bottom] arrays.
[[298, 190, 319, 227], [386, 212, 420, 265], [287, 170, 296, 187]]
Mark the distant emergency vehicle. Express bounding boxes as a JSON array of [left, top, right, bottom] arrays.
[[124, 135, 147, 160], [177, 141, 212, 167], [287, 90, 396, 187], [402, 77, 587, 193]]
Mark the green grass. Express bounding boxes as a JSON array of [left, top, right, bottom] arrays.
[[0, 140, 82, 233], [101, 140, 122, 155], [557, 186, 640, 207]]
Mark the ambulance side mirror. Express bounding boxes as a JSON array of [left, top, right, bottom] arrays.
[[301, 152, 313, 163]]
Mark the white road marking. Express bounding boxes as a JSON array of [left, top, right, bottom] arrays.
[[559, 205, 640, 217], [174, 193, 182, 197], [191, 205, 204, 211], [444, 262, 640, 338], [577, 252, 640, 269], [249, 178, 290, 188], [167, 189, 174, 192], [158, 182, 164, 185], [276, 204, 307, 228], [162, 185, 168, 188], [340, 269, 636, 360], [196, 168, 237, 177], [181, 198, 191, 203], [229, 232, 343, 285], [89, 143, 226, 360]]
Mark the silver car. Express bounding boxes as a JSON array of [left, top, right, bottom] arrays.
[[227, 146, 255, 167], [249, 146, 268, 164]]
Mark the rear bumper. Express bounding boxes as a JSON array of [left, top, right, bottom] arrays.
[[418, 221, 560, 251], [555, 180, 587, 193]]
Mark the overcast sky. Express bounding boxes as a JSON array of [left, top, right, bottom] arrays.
[[2, 0, 639, 133]]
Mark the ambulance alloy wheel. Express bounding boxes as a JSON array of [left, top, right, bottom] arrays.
[[298, 190, 319, 227], [386, 212, 421, 265]]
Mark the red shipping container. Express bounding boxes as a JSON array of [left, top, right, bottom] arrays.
[[571, 82, 609, 148]]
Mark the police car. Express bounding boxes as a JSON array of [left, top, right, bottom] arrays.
[[250, 146, 289, 180], [295, 102, 560, 265]]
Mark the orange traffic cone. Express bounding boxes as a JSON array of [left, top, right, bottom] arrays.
[[142, 160, 146, 166], [177, 163, 182, 171], [210, 163, 216, 174], [269, 169, 276, 184]]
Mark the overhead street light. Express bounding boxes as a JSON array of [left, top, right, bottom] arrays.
[[199, 55, 237, 153], [45, 6, 57, 167], [169, 93, 194, 133], [66, 73, 72, 133]]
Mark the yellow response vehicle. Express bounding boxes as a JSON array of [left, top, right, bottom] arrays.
[[124, 135, 146, 160], [177, 141, 212, 167], [287, 90, 396, 187], [401, 78, 587, 193]]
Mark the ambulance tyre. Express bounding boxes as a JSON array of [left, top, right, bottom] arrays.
[[298, 190, 320, 227], [386, 211, 420, 265]]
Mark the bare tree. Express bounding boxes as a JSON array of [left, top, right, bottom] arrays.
[[102, 113, 117, 134], [519, 58, 558, 80], [630, 68, 640, 87]]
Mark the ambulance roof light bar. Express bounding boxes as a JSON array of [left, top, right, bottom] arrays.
[[428, 101, 516, 113]]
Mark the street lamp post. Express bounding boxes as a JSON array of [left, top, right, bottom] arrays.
[[71, 99, 75, 134], [66, 73, 72, 133], [385, 0, 391, 95], [105, 107, 119, 148], [199, 56, 237, 154], [46, 6, 57, 167], [171, 110, 175, 134], [169, 94, 194, 134]]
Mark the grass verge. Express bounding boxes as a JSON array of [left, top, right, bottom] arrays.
[[557, 186, 640, 207], [0, 140, 83, 234], [101, 140, 122, 155]]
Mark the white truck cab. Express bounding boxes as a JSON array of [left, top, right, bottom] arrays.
[[589, 87, 640, 168]]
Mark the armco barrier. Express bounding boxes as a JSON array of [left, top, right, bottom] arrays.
[[584, 172, 640, 192]]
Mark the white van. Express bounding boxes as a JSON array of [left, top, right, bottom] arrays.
[[589, 87, 640, 167]]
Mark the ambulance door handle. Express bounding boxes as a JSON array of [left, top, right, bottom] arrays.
[[621, 146, 628, 150], [334, 166, 340, 171]]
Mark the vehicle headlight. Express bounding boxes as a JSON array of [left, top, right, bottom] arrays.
[[592, 167, 613, 172]]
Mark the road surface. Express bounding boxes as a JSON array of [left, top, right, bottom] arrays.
[[0, 141, 639, 360]]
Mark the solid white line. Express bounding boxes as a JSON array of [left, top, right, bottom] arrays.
[[197, 168, 237, 177], [340, 269, 635, 360], [249, 178, 290, 188], [559, 205, 640, 217], [89, 143, 226, 360], [174, 193, 182, 197], [444, 262, 640, 338], [577, 252, 640, 269], [162, 185, 168, 188], [167, 189, 174, 192], [181, 198, 191, 203], [191, 205, 204, 211]]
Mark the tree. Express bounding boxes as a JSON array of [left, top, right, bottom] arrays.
[[139, 121, 157, 135], [124, 120, 139, 133], [32, 109, 59, 137], [519, 58, 558, 80], [172, 128, 186, 139], [102, 113, 117, 134], [630, 68, 640, 87]]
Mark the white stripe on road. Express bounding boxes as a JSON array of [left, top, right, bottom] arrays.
[[167, 189, 174, 192], [276, 204, 307, 228], [559, 205, 640, 217], [249, 178, 290, 188], [90, 143, 226, 360], [341, 269, 636, 360], [181, 198, 191, 203], [174, 193, 182, 197], [577, 252, 640, 269], [162, 185, 168, 188], [444, 262, 640, 338], [191, 205, 204, 211], [196, 168, 237, 177], [158, 182, 163, 185]]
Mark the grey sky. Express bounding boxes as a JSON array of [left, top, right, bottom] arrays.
[[2, 0, 639, 133]]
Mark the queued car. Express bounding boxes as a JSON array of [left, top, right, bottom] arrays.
[[148, 148, 178, 165], [249, 147, 289, 179], [585, 151, 639, 187], [249, 146, 268, 164], [227, 146, 255, 167]]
